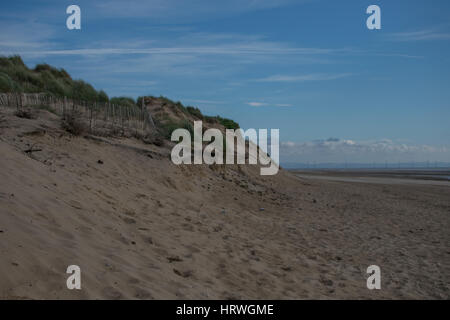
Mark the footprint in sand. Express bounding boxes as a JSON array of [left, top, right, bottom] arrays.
[[133, 288, 153, 299], [167, 255, 183, 263], [101, 286, 122, 299], [68, 200, 83, 210], [173, 269, 193, 278], [122, 217, 136, 224]]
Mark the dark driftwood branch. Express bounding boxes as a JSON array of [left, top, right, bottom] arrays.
[[24, 143, 42, 154], [24, 148, 42, 153]]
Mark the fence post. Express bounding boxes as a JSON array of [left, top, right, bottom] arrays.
[[120, 104, 124, 133], [90, 102, 93, 132], [141, 97, 146, 132], [143, 98, 156, 132], [111, 104, 115, 131]]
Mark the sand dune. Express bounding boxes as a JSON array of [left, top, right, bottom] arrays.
[[0, 107, 449, 299]]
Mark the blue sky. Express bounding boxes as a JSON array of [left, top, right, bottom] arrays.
[[1, 0, 449, 164]]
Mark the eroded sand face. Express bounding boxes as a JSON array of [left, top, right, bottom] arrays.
[[0, 109, 449, 299]]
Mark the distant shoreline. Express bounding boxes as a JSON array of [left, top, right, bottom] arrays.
[[290, 168, 450, 186]]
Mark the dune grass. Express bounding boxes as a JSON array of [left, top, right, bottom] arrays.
[[1, 55, 239, 135]]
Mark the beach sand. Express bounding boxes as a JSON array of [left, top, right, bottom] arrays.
[[0, 108, 449, 299]]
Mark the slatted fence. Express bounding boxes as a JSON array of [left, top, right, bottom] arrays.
[[0, 92, 156, 136]]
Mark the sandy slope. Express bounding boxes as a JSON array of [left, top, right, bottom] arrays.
[[0, 108, 449, 299]]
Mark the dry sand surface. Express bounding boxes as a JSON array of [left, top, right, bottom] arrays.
[[294, 169, 450, 186], [0, 108, 449, 299]]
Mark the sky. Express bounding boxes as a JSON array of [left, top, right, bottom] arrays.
[[1, 0, 449, 165]]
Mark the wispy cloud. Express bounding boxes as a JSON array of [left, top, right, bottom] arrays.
[[94, 0, 299, 19], [17, 45, 353, 57], [183, 99, 226, 105], [388, 29, 450, 41], [247, 102, 292, 107], [255, 73, 353, 82], [0, 21, 55, 52]]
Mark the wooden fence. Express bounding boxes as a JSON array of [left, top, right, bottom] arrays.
[[0, 92, 156, 135]]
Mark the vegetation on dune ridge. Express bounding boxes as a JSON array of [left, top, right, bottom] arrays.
[[0, 55, 107, 102], [110, 96, 136, 108], [0, 55, 240, 133], [138, 95, 240, 131]]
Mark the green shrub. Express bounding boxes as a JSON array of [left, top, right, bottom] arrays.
[[41, 71, 70, 96], [110, 96, 135, 107], [9, 55, 26, 67], [216, 116, 239, 130], [61, 112, 87, 136], [186, 106, 204, 119], [71, 80, 98, 101], [0, 56, 108, 103], [0, 57, 14, 68], [158, 95, 176, 106], [158, 119, 194, 139], [34, 63, 53, 73], [97, 90, 109, 103], [203, 115, 239, 129], [0, 72, 14, 92]]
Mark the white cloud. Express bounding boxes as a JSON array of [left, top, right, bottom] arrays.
[[280, 138, 450, 163], [255, 73, 353, 82], [247, 102, 267, 107]]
